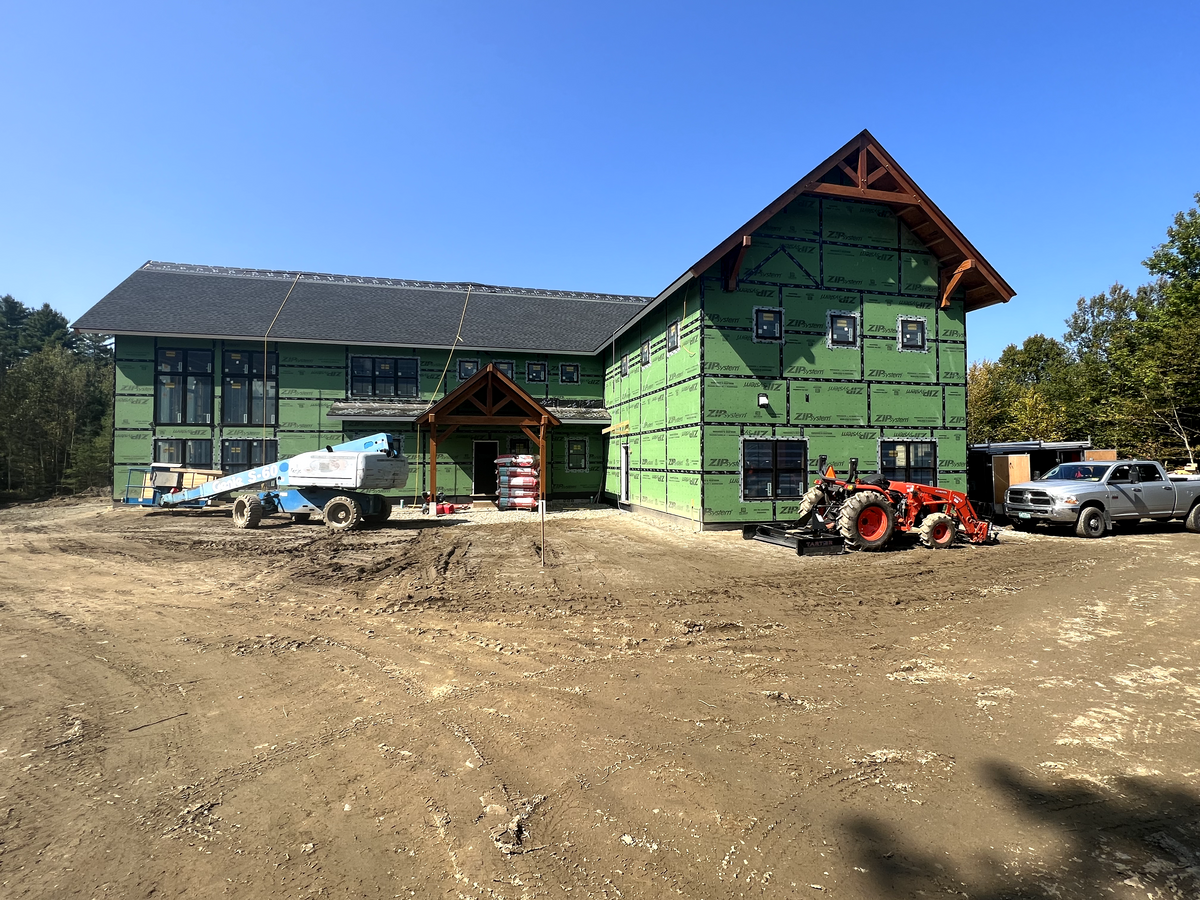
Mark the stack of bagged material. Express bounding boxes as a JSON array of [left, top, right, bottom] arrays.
[[496, 454, 539, 509]]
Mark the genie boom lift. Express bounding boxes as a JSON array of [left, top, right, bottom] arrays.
[[135, 433, 408, 531]]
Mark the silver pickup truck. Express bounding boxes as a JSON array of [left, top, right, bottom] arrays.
[[1005, 460, 1200, 537]]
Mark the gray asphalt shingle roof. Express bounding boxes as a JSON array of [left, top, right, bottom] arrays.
[[74, 262, 650, 354]]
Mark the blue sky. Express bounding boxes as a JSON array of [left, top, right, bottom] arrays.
[[2, 1, 1197, 363]]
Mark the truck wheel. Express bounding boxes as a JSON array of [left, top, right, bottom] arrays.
[[365, 497, 393, 525], [232, 495, 263, 529], [918, 512, 957, 549], [1075, 506, 1106, 538], [839, 491, 895, 551], [1186, 503, 1200, 534], [794, 485, 824, 526], [323, 496, 362, 531]]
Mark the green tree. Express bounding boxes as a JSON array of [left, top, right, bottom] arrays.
[[17, 303, 73, 356]]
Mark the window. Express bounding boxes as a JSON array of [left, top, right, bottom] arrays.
[[620, 354, 629, 377], [222, 350, 277, 426], [1135, 463, 1163, 483], [828, 312, 859, 347], [560, 363, 580, 384], [881, 440, 936, 486], [666, 320, 680, 354], [640, 340, 651, 367], [1108, 464, 1133, 484], [509, 437, 531, 455], [898, 317, 927, 352], [350, 356, 419, 398], [221, 439, 278, 475], [457, 358, 479, 381], [154, 438, 213, 468], [493, 360, 515, 380], [742, 440, 807, 500], [155, 348, 213, 425], [527, 361, 548, 383], [566, 437, 588, 471], [754, 308, 783, 342]]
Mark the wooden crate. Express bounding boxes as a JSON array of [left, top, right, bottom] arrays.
[[992, 454, 1031, 504]]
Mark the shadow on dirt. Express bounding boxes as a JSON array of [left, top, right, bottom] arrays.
[[844, 760, 1200, 898]]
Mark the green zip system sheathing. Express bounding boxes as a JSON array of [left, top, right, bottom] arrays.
[[601, 196, 969, 525], [113, 335, 607, 501]]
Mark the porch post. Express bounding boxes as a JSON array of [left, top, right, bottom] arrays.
[[428, 414, 438, 501]]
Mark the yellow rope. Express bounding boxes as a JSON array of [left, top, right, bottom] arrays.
[[412, 285, 473, 502]]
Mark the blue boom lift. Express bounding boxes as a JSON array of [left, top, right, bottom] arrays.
[[128, 433, 409, 531]]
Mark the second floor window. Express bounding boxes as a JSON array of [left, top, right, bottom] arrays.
[[222, 350, 277, 426], [457, 358, 479, 381], [666, 320, 680, 353], [155, 348, 213, 425], [351, 356, 419, 398], [527, 361, 548, 383], [640, 340, 651, 366], [494, 360, 515, 380], [560, 363, 580, 384]]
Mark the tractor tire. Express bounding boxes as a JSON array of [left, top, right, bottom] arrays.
[[1075, 506, 1106, 538], [918, 512, 957, 549], [365, 497, 393, 525], [1185, 503, 1200, 534], [323, 496, 362, 531], [290, 513, 311, 524], [839, 491, 895, 552], [232, 495, 263, 529], [794, 485, 825, 526]]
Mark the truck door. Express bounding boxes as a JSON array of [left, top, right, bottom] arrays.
[[1104, 464, 1138, 518], [1134, 463, 1175, 516]]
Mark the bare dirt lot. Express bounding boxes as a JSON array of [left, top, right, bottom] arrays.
[[2, 500, 1199, 899]]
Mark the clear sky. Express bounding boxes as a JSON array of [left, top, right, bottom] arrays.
[[2, 1, 1198, 363]]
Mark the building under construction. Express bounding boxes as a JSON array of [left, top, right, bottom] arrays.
[[74, 130, 1014, 527]]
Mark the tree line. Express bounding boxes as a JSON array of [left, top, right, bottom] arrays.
[[969, 192, 1200, 466], [0, 296, 113, 499]]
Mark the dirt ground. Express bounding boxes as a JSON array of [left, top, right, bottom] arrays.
[[2, 500, 1199, 900]]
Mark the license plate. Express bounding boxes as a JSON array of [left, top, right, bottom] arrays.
[[1018, 512, 1031, 519]]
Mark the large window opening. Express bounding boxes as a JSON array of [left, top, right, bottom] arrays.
[[742, 439, 807, 500], [154, 438, 213, 468], [222, 350, 277, 426], [155, 348, 213, 425], [881, 440, 936, 485], [221, 439, 278, 475], [350, 356, 419, 398]]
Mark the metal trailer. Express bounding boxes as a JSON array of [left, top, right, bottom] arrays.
[[135, 433, 409, 531]]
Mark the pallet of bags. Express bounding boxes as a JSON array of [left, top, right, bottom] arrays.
[[495, 454, 540, 510]]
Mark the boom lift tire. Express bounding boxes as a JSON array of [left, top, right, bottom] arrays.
[[918, 512, 957, 549], [794, 485, 825, 526], [323, 496, 362, 531], [1185, 503, 1200, 534], [1075, 506, 1106, 538], [365, 496, 393, 525], [839, 492, 895, 551], [232, 495, 263, 529]]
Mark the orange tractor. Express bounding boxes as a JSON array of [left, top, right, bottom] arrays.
[[743, 455, 997, 554]]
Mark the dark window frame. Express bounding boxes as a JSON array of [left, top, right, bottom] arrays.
[[221, 350, 278, 427], [509, 436, 532, 455], [640, 340, 651, 367], [154, 438, 213, 468], [620, 354, 629, 377], [350, 355, 420, 399], [827, 311, 860, 349], [220, 439, 278, 475], [880, 440, 937, 486], [456, 358, 479, 381], [566, 437, 589, 472], [155, 348, 214, 426], [560, 362, 580, 384], [897, 316, 928, 353], [740, 438, 808, 501], [753, 307, 784, 343], [666, 319, 681, 354], [493, 360, 515, 381], [526, 360, 548, 383]]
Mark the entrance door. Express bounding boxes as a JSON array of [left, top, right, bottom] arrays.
[[473, 441, 499, 496], [620, 444, 630, 503]]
